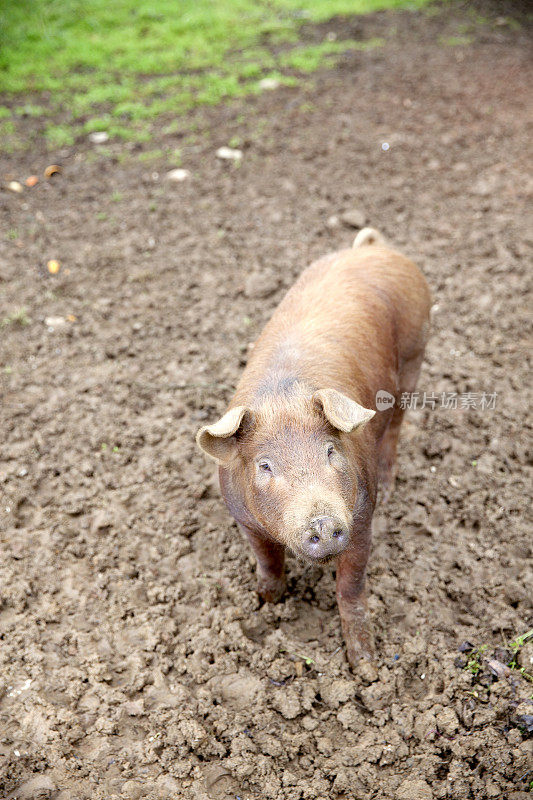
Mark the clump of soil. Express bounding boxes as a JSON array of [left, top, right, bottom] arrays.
[[0, 4, 531, 799]]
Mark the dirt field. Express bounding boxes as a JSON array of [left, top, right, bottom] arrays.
[[1, 5, 532, 799]]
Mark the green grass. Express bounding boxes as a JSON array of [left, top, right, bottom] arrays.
[[1, 307, 31, 327], [0, 0, 433, 150], [465, 644, 488, 677], [464, 630, 533, 685], [509, 629, 533, 683]]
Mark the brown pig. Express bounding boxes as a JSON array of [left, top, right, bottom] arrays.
[[196, 228, 431, 667]]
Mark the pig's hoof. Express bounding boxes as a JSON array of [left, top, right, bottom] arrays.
[[347, 645, 375, 669], [257, 576, 286, 604], [346, 631, 376, 669]]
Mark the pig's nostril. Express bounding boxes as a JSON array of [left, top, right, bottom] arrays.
[[309, 534, 320, 544], [332, 529, 344, 538]]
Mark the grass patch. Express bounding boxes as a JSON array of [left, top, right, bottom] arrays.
[[464, 630, 533, 685], [509, 629, 533, 683], [464, 644, 488, 677], [0, 0, 433, 149], [1, 307, 31, 327]]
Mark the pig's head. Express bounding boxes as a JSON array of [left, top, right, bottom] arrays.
[[196, 385, 375, 562]]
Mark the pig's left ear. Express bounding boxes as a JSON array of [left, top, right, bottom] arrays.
[[313, 389, 375, 433], [196, 406, 251, 465]]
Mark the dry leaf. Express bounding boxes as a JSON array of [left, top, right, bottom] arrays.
[[486, 658, 511, 679], [44, 165, 62, 178]]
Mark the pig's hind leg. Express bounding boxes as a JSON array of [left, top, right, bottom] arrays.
[[239, 525, 286, 603], [377, 406, 404, 502], [378, 349, 425, 501]]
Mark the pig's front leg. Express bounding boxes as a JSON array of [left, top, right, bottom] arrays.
[[336, 528, 374, 666], [239, 525, 286, 603]]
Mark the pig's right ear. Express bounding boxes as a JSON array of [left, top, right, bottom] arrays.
[[196, 406, 251, 465]]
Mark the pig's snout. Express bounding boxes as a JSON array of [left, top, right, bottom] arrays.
[[300, 515, 349, 561]]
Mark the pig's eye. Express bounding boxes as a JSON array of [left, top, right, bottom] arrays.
[[258, 460, 272, 474], [327, 443, 335, 460]]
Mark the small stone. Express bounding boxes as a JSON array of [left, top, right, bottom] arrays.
[[326, 214, 340, 229], [397, 778, 433, 800], [8, 181, 23, 193], [166, 168, 191, 182], [259, 77, 280, 90], [216, 146, 242, 161], [45, 316, 67, 329], [89, 131, 109, 144], [341, 208, 367, 229]]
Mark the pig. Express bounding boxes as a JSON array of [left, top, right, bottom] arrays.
[[196, 228, 431, 667]]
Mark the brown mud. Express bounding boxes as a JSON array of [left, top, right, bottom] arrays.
[[0, 4, 532, 799]]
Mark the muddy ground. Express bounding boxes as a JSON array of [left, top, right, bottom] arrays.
[[1, 4, 532, 799]]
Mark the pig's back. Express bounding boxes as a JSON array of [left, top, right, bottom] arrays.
[[295, 244, 430, 351], [236, 245, 431, 405]]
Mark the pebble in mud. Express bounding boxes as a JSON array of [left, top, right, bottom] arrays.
[[88, 131, 109, 144], [216, 146, 242, 161], [340, 208, 367, 228], [166, 168, 191, 182]]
